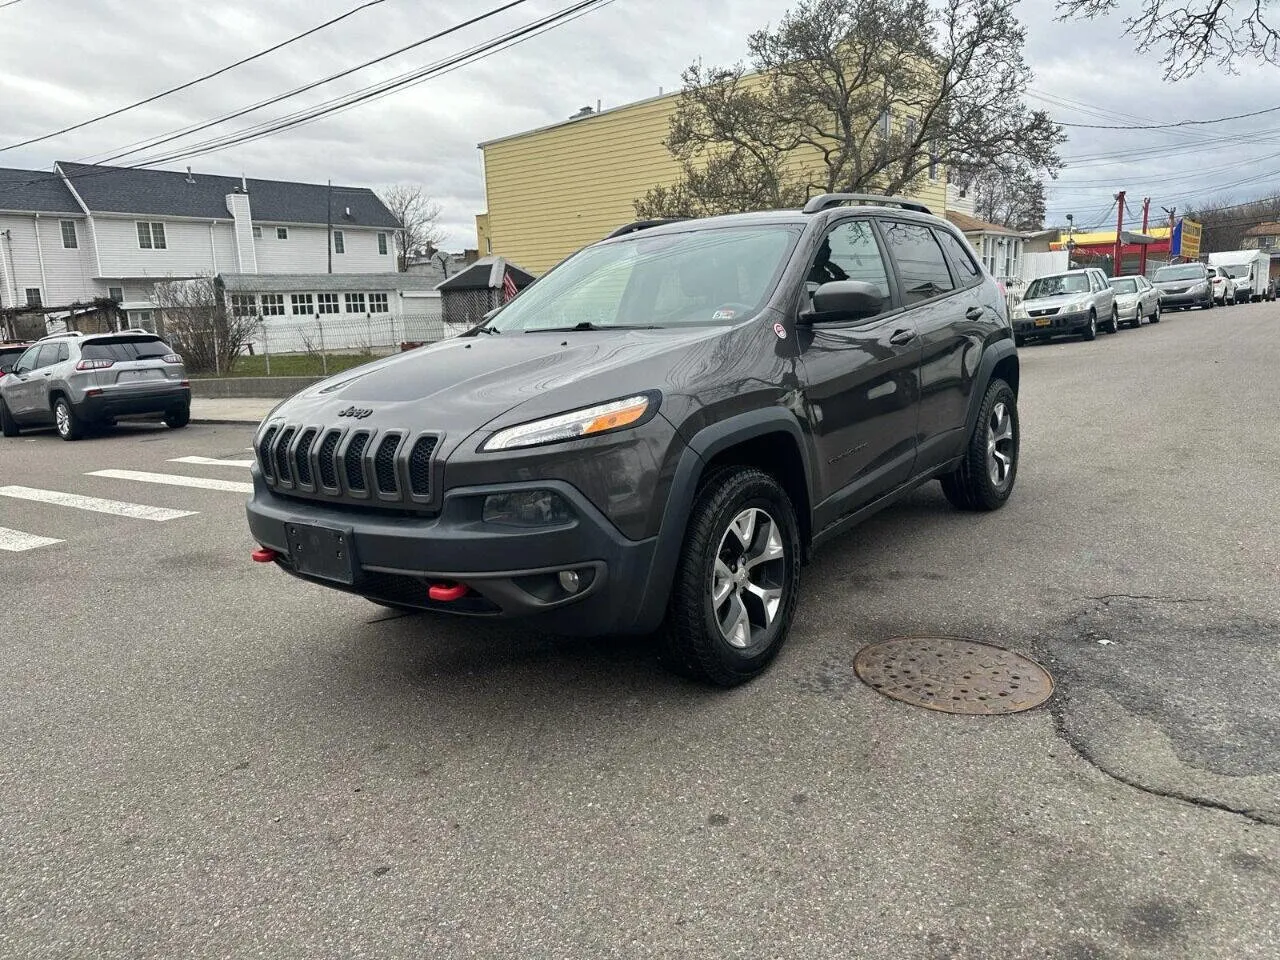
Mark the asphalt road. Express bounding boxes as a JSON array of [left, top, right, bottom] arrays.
[[1, 302, 1277, 959]]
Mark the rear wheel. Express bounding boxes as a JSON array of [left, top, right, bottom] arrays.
[[164, 405, 190, 429], [661, 466, 801, 687], [0, 398, 19, 438], [54, 397, 83, 441], [940, 378, 1019, 512]]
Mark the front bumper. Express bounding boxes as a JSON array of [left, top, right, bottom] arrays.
[[1159, 290, 1212, 309], [1013, 309, 1092, 337], [75, 386, 190, 421], [245, 471, 658, 635]]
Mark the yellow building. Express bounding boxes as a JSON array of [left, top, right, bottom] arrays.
[[478, 92, 950, 275]]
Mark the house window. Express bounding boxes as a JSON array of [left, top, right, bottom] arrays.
[[928, 144, 940, 180], [260, 294, 285, 316], [377, 232, 388, 256], [905, 117, 917, 143], [344, 292, 365, 313], [291, 294, 314, 315], [252, 226, 262, 239], [136, 221, 167, 249], [317, 293, 339, 314], [25, 288, 42, 307], [276, 227, 288, 240], [369, 293, 389, 313], [231, 295, 257, 317], [61, 220, 78, 248], [108, 286, 123, 302], [878, 108, 891, 138], [333, 231, 345, 255]]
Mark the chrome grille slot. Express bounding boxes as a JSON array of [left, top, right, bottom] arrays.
[[373, 433, 401, 495], [345, 431, 371, 493], [293, 428, 318, 487], [407, 436, 437, 498], [317, 431, 341, 489], [273, 427, 296, 485]]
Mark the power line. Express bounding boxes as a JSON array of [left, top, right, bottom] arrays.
[[0, 0, 28, 9], [86, 0, 539, 166], [1057, 103, 1280, 130], [0, 0, 390, 154]]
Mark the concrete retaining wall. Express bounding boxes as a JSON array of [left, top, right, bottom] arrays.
[[190, 376, 323, 399]]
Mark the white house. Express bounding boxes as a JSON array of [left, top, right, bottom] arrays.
[[945, 210, 1024, 284], [0, 162, 401, 329]]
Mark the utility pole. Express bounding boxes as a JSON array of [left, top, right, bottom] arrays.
[[1163, 206, 1177, 263], [1139, 197, 1151, 277], [326, 179, 333, 275], [1113, 191, 1126, 277]]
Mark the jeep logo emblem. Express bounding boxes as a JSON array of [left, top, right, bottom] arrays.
[[337, 406, 373, 419]]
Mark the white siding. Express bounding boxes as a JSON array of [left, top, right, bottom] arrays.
[[253, 224, 393, 274], [0, 213, 99, 307], [93, 215, 222, 278], [211, 223, 238, 274]]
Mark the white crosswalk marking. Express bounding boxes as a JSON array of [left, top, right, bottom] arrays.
[[168, 456, 255, 468], [87, 470, 254, 494], [0, 485, 197, 521], [0, 526, 62, 552]]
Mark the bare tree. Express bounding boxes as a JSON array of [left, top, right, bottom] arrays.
[[1189, 193, 1280, 251], [635, 0, 1063, 219], [377, 184, 445, 271], [958, 162, 1049, 230], [152, 277, 258, 376], [1058, 0, 1280, 78]]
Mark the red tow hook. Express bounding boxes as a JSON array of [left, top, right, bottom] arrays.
[[251, 547, 280, 563], [428, 582, 469, 602]]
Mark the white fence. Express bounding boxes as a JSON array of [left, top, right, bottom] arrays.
[[244, 312, 463, 358]]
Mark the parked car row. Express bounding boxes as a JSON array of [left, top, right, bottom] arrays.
[[0, 331, 191, 440]]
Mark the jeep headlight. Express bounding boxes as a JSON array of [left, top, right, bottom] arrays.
[[482, 394, 655, 451]]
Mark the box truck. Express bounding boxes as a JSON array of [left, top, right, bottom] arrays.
[[1208, 249, 1274, 303]]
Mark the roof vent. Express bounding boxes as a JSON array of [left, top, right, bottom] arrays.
[[571, 105, 595, 119], [344, 206, 352, 218], [185, 166, 195, 184]]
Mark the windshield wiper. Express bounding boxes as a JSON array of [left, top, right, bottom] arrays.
[[473, 325, 501, 335], [528, 322, 663, 332]]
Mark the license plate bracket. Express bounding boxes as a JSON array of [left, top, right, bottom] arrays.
[[285, 522, 356, 584]]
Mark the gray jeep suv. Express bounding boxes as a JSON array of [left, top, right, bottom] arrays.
[[246, 194, 1020, 686], [0, 331, 191, 440]]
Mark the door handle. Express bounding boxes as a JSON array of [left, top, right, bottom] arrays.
[[966, 306, 985, 321], [41, 372, 52, 377], [889, 328, 916, 345]]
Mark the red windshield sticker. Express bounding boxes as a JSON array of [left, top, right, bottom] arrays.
[[773, 322, 787, 340]]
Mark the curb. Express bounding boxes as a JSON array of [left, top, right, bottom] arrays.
[[192, 418, 264, 426]]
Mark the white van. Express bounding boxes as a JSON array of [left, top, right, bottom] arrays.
[[1207, 250, 1274, 303]]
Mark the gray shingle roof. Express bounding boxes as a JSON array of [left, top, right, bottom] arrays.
[[0, 167, 82, 214], [218, 273, 441, 294], [437, 256, 536, 291], [56, 162, 399, 228]]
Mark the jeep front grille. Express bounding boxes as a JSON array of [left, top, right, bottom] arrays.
[[256, 422, 440, 509]]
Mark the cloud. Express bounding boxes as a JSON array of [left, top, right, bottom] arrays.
[[1, 0, 1273, 243]]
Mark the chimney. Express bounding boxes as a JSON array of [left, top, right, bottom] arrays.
[[241, 173, 248, 193], [185, 166, 195, 184]]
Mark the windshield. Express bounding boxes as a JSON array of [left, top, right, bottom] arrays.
[[484, 225, 802, 333], [1109, 279, 1138, 294], [1222, 266, 1250, 278], [1155, 264, 1206, 281], [81, 336, 173, 361], [1025, 274, 1090, 299]]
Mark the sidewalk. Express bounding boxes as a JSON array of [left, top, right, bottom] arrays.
[[190, 397, 277, 425]]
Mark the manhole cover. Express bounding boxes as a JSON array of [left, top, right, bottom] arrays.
[[853, 636, 1053, 715]]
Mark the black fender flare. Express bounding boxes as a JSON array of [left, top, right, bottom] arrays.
[[962, 340, 1018, 440], [626, 408, 812, 634]]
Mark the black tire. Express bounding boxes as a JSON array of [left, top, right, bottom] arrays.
[[1014, 334, 1026, 348], [1106, 306, 1120, 334], [53, 396, 83, 441], [0, 398, 19, 438], [940, 378, 1019, 512], [1149, 302, 1161, 323], [661, 466, 801, 687], [164, 405, 190, 429], [1081, 310, 1098, 341]]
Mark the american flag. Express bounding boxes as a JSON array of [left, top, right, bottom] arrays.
[[501, 267, 518, 303]]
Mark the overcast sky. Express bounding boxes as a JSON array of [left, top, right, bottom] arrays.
[[1, 0, 1275, 245]]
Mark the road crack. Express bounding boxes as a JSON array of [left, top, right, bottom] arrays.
[[1076, 594, 1213, 605]]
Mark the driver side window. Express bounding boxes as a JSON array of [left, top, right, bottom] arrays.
[[805, 220, 892, 314]]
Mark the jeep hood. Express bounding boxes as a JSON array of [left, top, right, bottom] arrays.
[[267, 327, 725, 435]]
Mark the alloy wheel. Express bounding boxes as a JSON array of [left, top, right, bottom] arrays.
[[987, 401, 1015, 490], [55, 403, 70, 437], [711, 507, 786, 649]]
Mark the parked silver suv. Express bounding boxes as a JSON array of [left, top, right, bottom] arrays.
[[1011, 267, 1119, 344], [0, 331, 190, 440]]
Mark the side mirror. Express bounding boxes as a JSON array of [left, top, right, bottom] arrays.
[[801, 280, 884, 323]]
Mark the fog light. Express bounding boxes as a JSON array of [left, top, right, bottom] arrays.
[[482, 490, 573, 527], [558, 570, 581, 594]]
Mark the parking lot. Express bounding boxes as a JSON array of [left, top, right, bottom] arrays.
[[1, 305, 1277, 958]]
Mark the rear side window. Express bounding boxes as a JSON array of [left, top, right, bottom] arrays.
[[0, 347, 26, 372], [81, 336, 174, 361], [934, 230, 982, 286], [880, 221, 955, 304]]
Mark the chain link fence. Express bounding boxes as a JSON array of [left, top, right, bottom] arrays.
[[236, 314, 474, 377]]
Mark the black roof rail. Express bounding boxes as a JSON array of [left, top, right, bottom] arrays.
[[803, 193, 932, 215], [604, 217, 689, 239]]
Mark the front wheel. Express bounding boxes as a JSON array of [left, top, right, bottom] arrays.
[[0, 398, 19, 438], [940, 378, 1019, 512], [1106, 306, 1121, 334], [54, 397, 84, 441], [661, 466, 801, 687], [1149, 302, 1161, 323], [1081, 311, 1098, 341]]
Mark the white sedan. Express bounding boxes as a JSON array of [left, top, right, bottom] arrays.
[[1107, 275, 1161, 328]]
